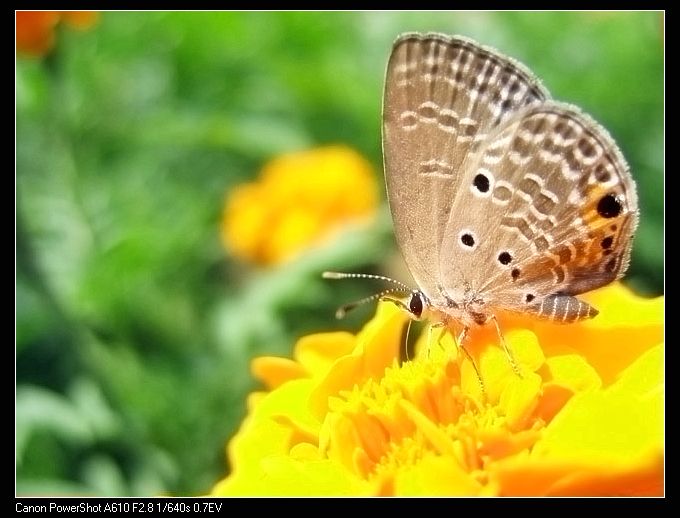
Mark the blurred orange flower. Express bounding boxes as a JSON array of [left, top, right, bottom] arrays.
[[211, 283, 663, 496], [16, 11, 99, 57], [221, 146, 378, 266]]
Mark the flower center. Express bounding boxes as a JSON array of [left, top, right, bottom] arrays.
[[323, 348, 544, 483]]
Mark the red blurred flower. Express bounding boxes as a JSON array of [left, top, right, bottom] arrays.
[[16, 11, 98, 57]]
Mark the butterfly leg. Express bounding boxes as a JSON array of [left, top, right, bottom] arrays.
[[456, 327, 485, 395], [490, 314, 523, 378], [426, 322, 446, 358]]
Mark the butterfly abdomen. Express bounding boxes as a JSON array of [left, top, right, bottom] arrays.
[[530, 294, 598, 323]]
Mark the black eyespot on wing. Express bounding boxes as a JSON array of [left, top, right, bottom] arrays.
[[461, 233, 475, 247], [511, 268, 521, 280], [498, 251, 512, 265], [597, 194, 623, 218], [473, 173, 490, 193], [525, 294, 535, 303]]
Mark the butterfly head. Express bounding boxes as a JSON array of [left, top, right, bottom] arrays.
[[322, 271, 429, 321], [393, 289, 429, 320]]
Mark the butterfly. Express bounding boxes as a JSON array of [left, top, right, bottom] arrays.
[[325, 33, 638, 370]]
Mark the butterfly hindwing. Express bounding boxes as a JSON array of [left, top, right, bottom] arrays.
[[438, 102, 638, 319]]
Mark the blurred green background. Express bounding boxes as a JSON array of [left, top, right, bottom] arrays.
[[16, 11, 663, 496]]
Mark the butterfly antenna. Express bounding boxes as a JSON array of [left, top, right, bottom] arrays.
[[322, 271, 412, 292], [332, 287, 406, 319]]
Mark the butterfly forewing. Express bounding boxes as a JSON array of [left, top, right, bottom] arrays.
[[383, 33, 548, 300]]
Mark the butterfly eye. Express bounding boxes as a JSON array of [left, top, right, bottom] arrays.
[[409, 291, 425, 318]]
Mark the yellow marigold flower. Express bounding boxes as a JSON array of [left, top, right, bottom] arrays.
[[221, 146, 378, 266], [211, 282, 663, 496], [16, 11, 99, 57]]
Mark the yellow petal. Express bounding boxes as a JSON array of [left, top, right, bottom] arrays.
[[535, 345, 663, 462], [252, 356, 308, 390], [212, 379, 322, 495], [544, 354, 602, 393], [309, 302, 406, 419], [581, 283, 664, 330], [216, 452, 375, 496], [503, 344, 666, 496], [507, 329, 546, 373], [534, 354, 602, 424], [393, 454, 484, 496], [294, 331, 357, 376], [488, 453, 663, 496], [498, 372, 542, 431], [532, 285, 663, 385], [265, 208, 321, 264], [221, 146, 377, 266]]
